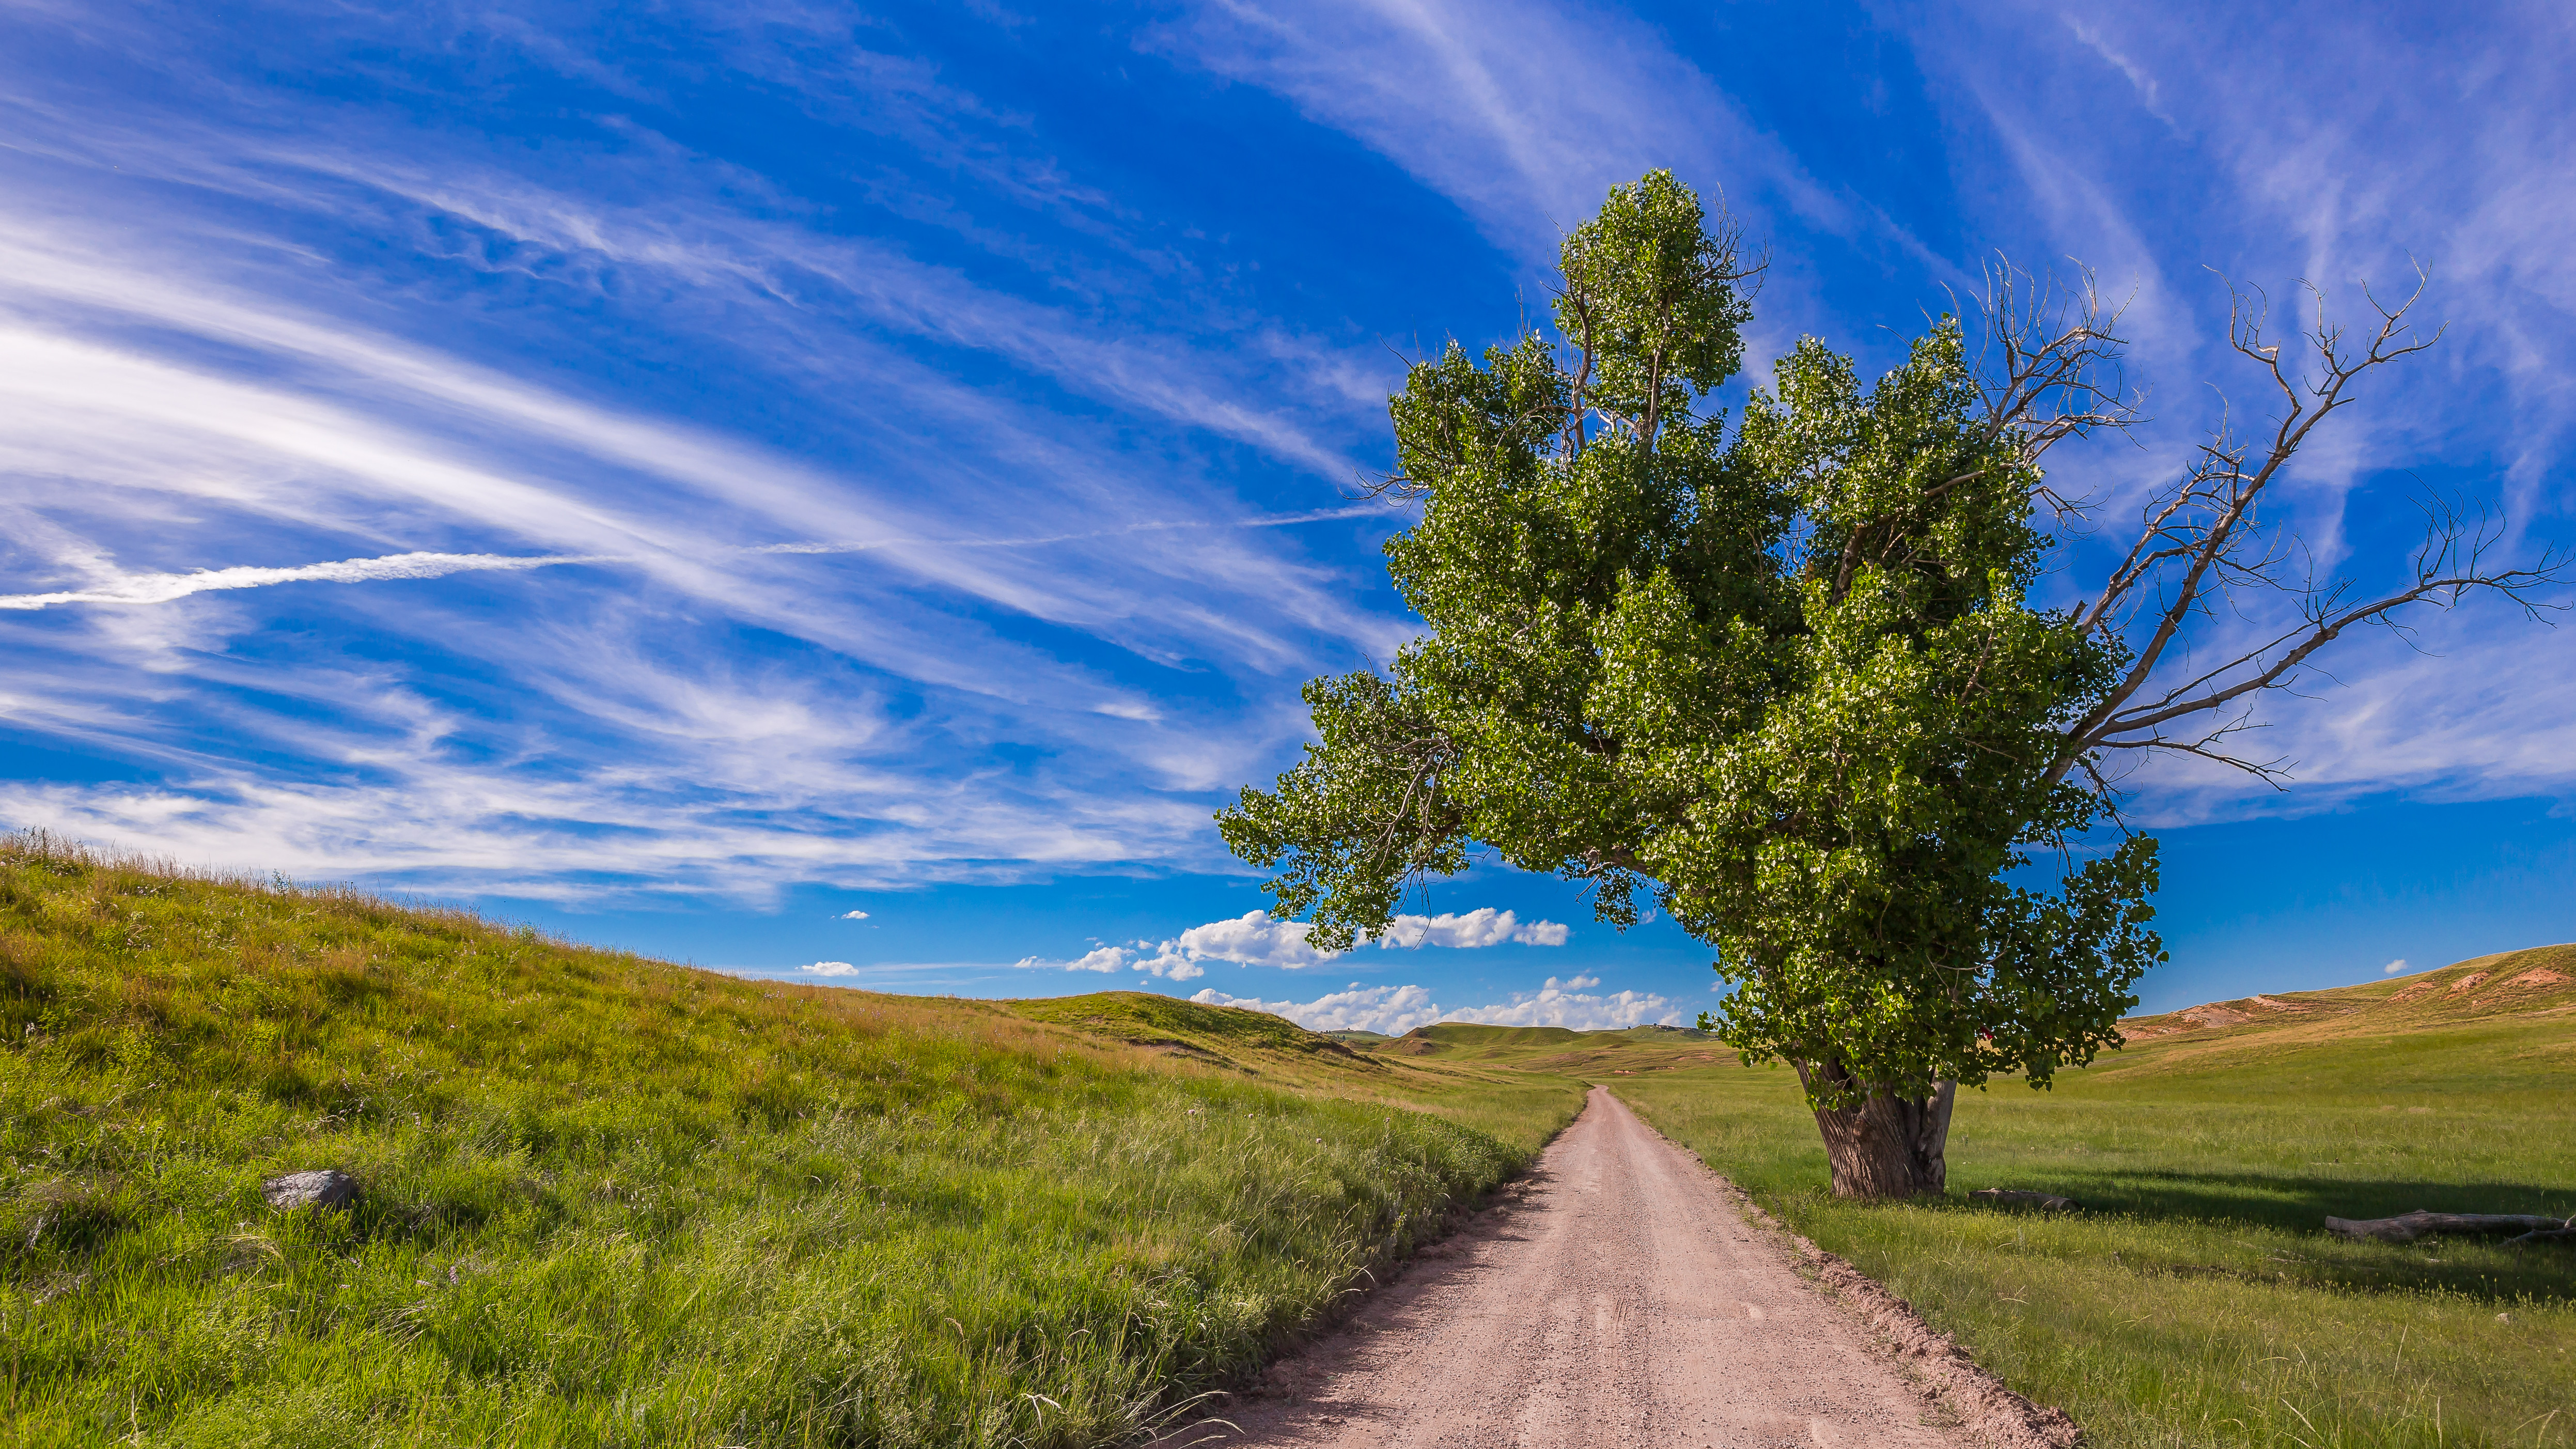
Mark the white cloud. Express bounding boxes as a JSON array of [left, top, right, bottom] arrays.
[[1150, 0, 1854, 267], [1376, 907, 1569, 949], [1192, 974, 1682, 1036], [1013, 905, 1571, 983], [1174, 909, 1342, 968], [0, 549, 612, 611], [1066, 945, 1127, 974], [2384, 958, 2409, 975], [840, 909, 869, 920], [1127, 944, 1208, 981], [1011, 942, 1206, 980], [1447, 983, 1682, 1031], [802, 960, 861, 977], [1192, 983, 1446, 1035]]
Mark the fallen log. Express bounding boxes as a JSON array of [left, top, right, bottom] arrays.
[[2322, 1210, 2570, 1244], [1970, 1189, 2080, 1212], [2504, 1226, 2576, 1248]]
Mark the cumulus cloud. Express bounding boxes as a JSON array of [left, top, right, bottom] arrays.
[[2384, 958, 2409, 975], [1191, 984, 1446, 1036], [1447, 982, 1682, 1031], [1192, 974, 1683, 1036], [840, 909, 870, 920], [1012, 942, 1206, 980], [802, 960, 861, 977], [1376, 907, 1569, 949], [1173, 910, 1342, 968], [1014, 905, 1572, 983]]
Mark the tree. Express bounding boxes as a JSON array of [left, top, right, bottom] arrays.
[[1219, 172, 2564, 1198]]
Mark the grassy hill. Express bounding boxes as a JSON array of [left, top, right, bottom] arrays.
[[2116, 943, 2576, 1050], [1369, 1020, 1719, 1076], [0, 834, 1583, 1447], [1616, 954, 2576, 1449]]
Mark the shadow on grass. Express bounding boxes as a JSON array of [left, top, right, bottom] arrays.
[[1950, 1169, 2573, 1232], [1914, 1171, 2576, 1303]]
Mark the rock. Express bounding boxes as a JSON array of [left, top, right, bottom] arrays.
[[262, 1169, 360, 1211]]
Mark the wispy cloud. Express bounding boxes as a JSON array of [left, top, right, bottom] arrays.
[[0, 0, 2565, 924], [0, 12, 1435, 899], [1149, 0, 1848, 264], [0, 550, 610, 611]]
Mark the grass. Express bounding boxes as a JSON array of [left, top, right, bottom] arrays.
[[1610, 957, 2576, 1449], [0, 834, 1585, 1447]]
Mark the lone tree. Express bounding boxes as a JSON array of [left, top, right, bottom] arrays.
[[1220, 172, 2563, 1198]]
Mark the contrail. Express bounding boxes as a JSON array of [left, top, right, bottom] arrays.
[[0, 550, 610, 610], [0, 504, 1399, 612]]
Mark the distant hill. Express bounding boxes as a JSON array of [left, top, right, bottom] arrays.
[[1009, 990, 1381, 1076], [2121, 944, 2576, 1048], [1367, 1020, 1719, 1074]]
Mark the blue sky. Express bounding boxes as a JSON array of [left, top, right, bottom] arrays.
[[0, 1, 2569, 1030]]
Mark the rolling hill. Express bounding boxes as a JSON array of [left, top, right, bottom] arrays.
[[2118, 943, 2576, 1046], [0, 833, 1583, 1447]]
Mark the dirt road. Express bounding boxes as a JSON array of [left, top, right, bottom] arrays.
[[1182, 1086, 1972, 1448]]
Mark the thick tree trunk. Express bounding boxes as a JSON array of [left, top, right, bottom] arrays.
[[1796, 1062, 1956, 1199]]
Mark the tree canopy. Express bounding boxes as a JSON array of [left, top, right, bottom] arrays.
[[1221, 170, 2556, 1197]]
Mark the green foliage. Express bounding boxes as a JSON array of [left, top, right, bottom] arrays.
[[1613, 1000, 2576, 1448], [1221, 170, 2163, 1114], [0, 836, 1574, 1447]]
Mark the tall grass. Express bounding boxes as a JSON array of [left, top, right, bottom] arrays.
[[0, 834, 1574, 1446], [1615, 1023, 2576, 1449]]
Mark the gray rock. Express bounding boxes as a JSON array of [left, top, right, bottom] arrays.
[[262, 1169, 360, 1212]]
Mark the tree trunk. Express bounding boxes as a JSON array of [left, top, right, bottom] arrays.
[[1796, 1062, 1955, 1199]]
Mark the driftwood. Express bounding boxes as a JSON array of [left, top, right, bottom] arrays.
[[1970, 1189, 2080, 1212], [2322, 1210, 2570, 1244]]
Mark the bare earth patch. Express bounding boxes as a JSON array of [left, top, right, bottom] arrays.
[[1169, 1088, 2075, 1449]]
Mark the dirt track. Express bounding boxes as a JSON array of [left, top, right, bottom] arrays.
[[1179, 1086, 1972, 1448]]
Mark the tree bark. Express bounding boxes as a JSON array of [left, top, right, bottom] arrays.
[[1797, 1063, 1956, 1199]]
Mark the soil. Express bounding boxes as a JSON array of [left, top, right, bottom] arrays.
[[1168, 1087, 2075, 1449]]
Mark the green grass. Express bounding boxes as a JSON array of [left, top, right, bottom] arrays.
[[0, 835, 1584, 1447], [1612, 967, 2576, 1449]]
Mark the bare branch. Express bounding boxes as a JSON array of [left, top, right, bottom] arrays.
[[2047, 269, 2569, 786]]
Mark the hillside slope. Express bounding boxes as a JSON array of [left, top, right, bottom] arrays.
[[1373, 1021, 1721, 1076], [0, 835, 1579, 1448], [2119, 944, 2576, 1050]]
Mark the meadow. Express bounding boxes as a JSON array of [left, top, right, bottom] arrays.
[[11, 816, 2569, 1449], [0, 834, 1583, 1447], [1612, 957, 2576, 1449]]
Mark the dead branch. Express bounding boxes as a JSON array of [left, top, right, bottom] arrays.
[[2324, 1210, 2571, 1244], [2043, 269, 2572, 788]]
